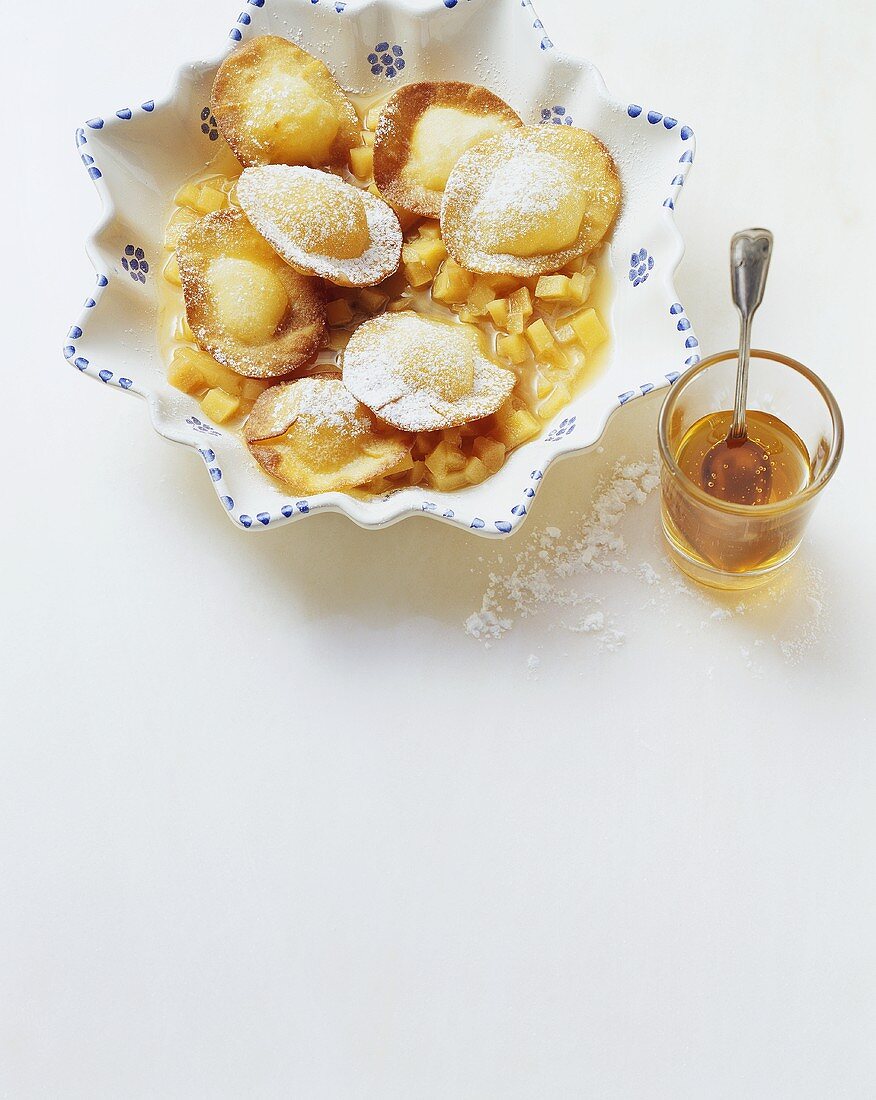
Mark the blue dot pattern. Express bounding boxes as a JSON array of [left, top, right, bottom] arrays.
[[629, 248, 654, 287], [121, 245, 149, 284], [369, 41, 405, 78], [540, 105, 573, 126], [200, 107, 220, 141]]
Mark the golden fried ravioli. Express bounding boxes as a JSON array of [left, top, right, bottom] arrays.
[[211, 36, 361, 169], [177, 208, 325, 379], [343, 313, 515, 432], [441, 125, 621, 277], [244, 376, 410, 493], [373, 82, 523, 218], [237, 165, 403, 288]]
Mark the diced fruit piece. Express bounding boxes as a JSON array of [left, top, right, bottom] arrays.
[[496, 332, 529, 365], [570, 307, 608, 353], [174, 181, 203, 211], [418, 220, 442, 239], [525, 318, 556, 358], [349, 145, 374, 180], [494, 405, 540, 450], [195, 185, 227, 215], [485, 274, 521, 297], [442, 427, 463, 448], [385, 451, 415, 478], [240, 378, 268, 402], [409, 460, 427, 485], [164, 207, 199, 251], [486, 298, 509, 328], [415, 237, 448, 273], [535, 274, 573, 301], [365, 105, 382, 131], [536, 374, 553, 399], [326, 298, 355, 326], [327, 330, 349, 351], [169, 346, 247, 397], [467, 278, 496, 316], [413, 432, 433, 458], [563, 254, 586, 275], [357, 288, 387, 313], [430, 470, 470, 492], [456, 309, 479, 324], [387, 296, 415, 311], [537, 382, 572, 422], [163, 254, 181, 286], [432, 259, 474, 305], [404, 260, 433, 288], [555, 322, 577, 346], [201, 387, 240, 423], [506, 286, 533, 334], [472, 436, 506, 475], [464, 456, 488, 485], [570, 265, 596, 302], [361, 129, 375, 146], [168, 350, 206, 395], [425, 440, 466, 477]]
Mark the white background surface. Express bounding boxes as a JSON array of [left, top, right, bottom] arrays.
[[2, 0, 875, 1096]]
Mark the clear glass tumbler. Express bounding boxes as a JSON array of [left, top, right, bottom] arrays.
[[658, 350, 844, 590]]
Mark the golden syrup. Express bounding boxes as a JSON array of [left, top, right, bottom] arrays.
[[676, 410, 811, 504], [663, 409, 813, 581]]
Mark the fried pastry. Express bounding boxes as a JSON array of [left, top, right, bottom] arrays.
[[177, 208, 326, 379], [244, 376, 410, 493], [373, 82, 523, 218], [441, 125, 621, 277], [236, 165, 403, 288], [343, 313, 515, 431], [211, 35, 360, 169]]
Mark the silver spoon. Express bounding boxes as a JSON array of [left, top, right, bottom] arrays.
[[701, 228, 774, 504]]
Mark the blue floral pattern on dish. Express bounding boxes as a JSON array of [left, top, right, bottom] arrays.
[[121, 245, 149, 284], [629, 248, 654, 287], [545, 415, 576, 443], [368, 42, 405, 78], [541, 105, 573, 126]]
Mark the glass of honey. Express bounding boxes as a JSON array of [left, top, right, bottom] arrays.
[[657, 350, 843, 590]]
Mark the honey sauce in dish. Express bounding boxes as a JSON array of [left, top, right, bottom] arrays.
[[158, 90, 616, 497]]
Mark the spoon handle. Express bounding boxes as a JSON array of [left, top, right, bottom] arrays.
[[729, 228, 773, 439]]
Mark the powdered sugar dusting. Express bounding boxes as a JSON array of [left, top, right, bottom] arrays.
[[246, 376, 370, 443], [343, 312, 515, 431], [237, 165, 402, 287]]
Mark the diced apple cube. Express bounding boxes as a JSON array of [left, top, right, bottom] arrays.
[[570, 307, 608, 353], [467, 278, 496, 316], [535, 274, 573, 301], [195, 185, 227, 215], [570, 265, 596, 302], [554, 322, 577, 346], [431, 470, 470, 492], [506, 286, 533, 334], [365, 105, 383, 131], [385, 451, 415, 478], [496, 332, 529, 365], [494, 407, 540, 450], [174, 181, 203, 211], [349, 145, 374, 179], [537, 382, 572, 422], [418, 220, 442, 239], [409, 460, 427, 485], [472, 436, 506, 474], [168, 349, 206, 394], [404, 260, 433, 288], [326, 298, 355, 326], [464, 456, 488, 485], [361, 129, 375, 146], [357, 288, 388, 313], [525, 318, 556, 357], [486, 298, 509, 328], [432, 259, 474, 305], [201, 387, 240, 423]]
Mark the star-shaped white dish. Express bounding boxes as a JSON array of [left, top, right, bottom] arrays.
[[67, 0, 697, 536]]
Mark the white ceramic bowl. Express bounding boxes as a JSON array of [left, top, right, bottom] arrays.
[[67, 0, 698, 536]]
